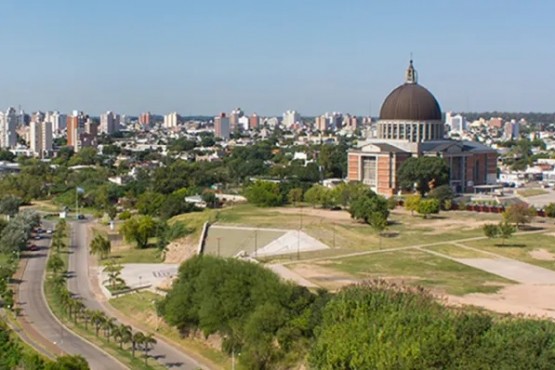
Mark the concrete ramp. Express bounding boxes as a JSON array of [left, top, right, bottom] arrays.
[[456, 258, 555, 284], [255, 230, 329, 257]]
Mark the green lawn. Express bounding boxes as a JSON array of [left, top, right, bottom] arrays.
[[111, 247, 163, 264], [517, 188, 549, 197], [322, 249, 512, 296], [110, 292, 231, 370], [462, 232, 555, 271], [423, 244, 491, 259]]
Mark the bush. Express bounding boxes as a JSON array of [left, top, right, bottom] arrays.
[[118, 210, 132, 220], [545, 203, 555, 218], [405, 194, 421, 215], [245, 181, 283, 207], [417, 198, 440, 218]]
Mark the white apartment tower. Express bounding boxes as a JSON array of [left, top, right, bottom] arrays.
[[30, 121, 52, 157], [282, 110, 301, 128], [0, 107, 18, 148], [100, 111, 120, 134], [164, 112, 180, 128]]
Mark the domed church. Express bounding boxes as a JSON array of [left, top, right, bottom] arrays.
[[348, 60, 497, 196]]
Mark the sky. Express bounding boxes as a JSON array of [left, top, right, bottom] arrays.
[[0, 0, 554, 116]]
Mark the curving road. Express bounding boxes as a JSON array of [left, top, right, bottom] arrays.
[[17, 223, 126, 370], [68, 219, 205, 369]]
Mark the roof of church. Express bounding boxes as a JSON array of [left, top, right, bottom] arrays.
[[379, 60, 442, 121]]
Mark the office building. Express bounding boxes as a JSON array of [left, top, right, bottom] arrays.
[[139, 112, 151, 127], [29, 121, 52, 157], [282, 110, 301, 128], [163, 112, 180, 128], [214, 113, 230, 140], [249, 113, 260, 130], [0, 107, 18, 149], [100, 111, 120, 134]]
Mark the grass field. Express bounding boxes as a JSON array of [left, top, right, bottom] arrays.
[[422, 244, 491, 259], [462, 232, 555, 271], [110, 292, 231, 370], [517, 188, 549, 197], [321, 249, 512, 295]]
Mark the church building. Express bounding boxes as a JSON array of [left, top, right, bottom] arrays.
[[347, 60, 497, 196]]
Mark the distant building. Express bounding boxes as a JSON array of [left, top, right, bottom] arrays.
[[504, 120, 520, 140], [448, 113, 466, 132], [214, 113, 230, 140], [163, 112, 180, 128], [46, 111, 67, 133], [229, 108, 244, 132], [100, 111, 120, 134], [139, 112, 151, 128], [29, 121, 52, 157], [282, 110, 301, 128], [249, 113, 260, 130], [0, 107, 18, 149]]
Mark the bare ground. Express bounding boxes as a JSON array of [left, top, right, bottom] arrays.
[[164, 234, 198, 264], [529, 248, 555, 261], [276, 207, 352, 222]]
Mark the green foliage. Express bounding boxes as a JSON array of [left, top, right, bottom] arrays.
[[318, 140, 348, 178], [120, 215, 157, 249], [387, 196, 397, 210], [309, 281, 555, 369], [503, 203, 535, 228], [417, 198, 440, 218], [118, 210, 132, 220], [348, 189, 389, 226], [159, 255, 328, 369], [0, 211, 40, 254], [45, 355, 90, 370], [497, 221, 515, 246], [398, 156, 450, 195], [483, 223, 500, 239], [404, 194, 421, 215], [287, 187, 303, 205], [136, 191, 165, 216], [545, 203, 555, 218], [89, 233, 111, 259], [245, 181, 283, 207], [0, 195, 22, 217], [429, 184, 455, 209]]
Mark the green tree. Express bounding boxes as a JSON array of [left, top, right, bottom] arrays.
[[141, 333, 157, 365], [498, 221, 515, 246], [370, 212, 388, 249], [404, 194, 421, 216], [397, 156, 449, 195], [417, 198, 440, 219], [503, 203, 535, 229], [136, 191, 165, 216], [45, 355, 89, 370], [103, 259, 125, 290], [0, 195, 22, 219], [47, 253, 65, 275], [244, 181, 283, 207], [349, 191, 389, 225], [545, 203, 555, 218], [120, 215, 157, 249], [303, 185, 323, 208], [89, 233, 111, 260], [287, 188, 303, 205], [483, 224, 499, 239], [428, 184, 455, 209]]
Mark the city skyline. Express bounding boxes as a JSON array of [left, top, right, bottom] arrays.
[[0, 1, 554, 115]]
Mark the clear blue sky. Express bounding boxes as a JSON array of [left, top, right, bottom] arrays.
[[1, 0, 554, 116]]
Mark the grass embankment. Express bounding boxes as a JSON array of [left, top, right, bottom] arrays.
[[110, 291, 231, 369], [517, 188, 549, 197], [320, 249, 511, 295], [44, 241, 163, 370]]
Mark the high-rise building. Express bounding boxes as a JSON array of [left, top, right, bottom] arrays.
[[0, 107, 18, 149], [45, 111, 67, 133], [163, 112, 180, 128], [229, 108, 244, 132], [315, 115, 328, 132], [100, 111, 120, 134], [214, 113, 230, 140], [504, 120, 520, 140], [249, 113, 260, 130], [139, 112, 151, 128], [282, 110, 301, 128], [342, 114, 359, 132], [29, 121, 52, 157], [85, 119, 98, 137]]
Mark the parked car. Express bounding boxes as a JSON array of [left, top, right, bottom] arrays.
[[77, 214, 85, 220], [28, 244, 38, 251]]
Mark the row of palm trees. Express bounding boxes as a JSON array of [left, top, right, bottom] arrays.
[[47, 219, 157, 365]]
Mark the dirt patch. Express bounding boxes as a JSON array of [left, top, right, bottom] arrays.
[[276, 207, 352, 222], [290, 263, 357, 291], [164, 234, 198, 264], [529, 248, 555, 261], [413, 217, 489, 234], [447, 284, 555, 319]]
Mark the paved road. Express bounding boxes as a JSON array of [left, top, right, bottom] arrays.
[[69, 220, 205, 369], [17, 224, 126, 370]]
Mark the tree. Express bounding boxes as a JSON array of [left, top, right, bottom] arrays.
[[429, 185, 455, 210], [244, 181, 283, 207], [545, 203, 555, 218], [131, 332, 145, 358], [121, 215, 157, 249], [47, 253, 65, 275], [89, 233, 111, 260], [136, 191, 165, 216], [370, 212, 388, 249], [287, 188, 303, 206], [417, 199, 440, 219], [141, 333, 157, 365], [304, 185, 325, 208], [201, 190, 219, 209], [114, 324, 132, 349], [503, 203, 535, 229], [91, 311, 107, 337], [483, 224, 499, 239], [45, 355, 90, 370], [498, 221, 515, 246], [397, 157, 449, 195], [404, 194, 422, 216], [103, 259, 125, 290], [349, 191, 389, 225], [0, 195, 22, 219]]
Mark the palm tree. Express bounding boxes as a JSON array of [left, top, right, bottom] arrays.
[[82, 309, 94, 330], [131, 332, 145, 358], [89, 233, 111, 260], [113, 324, 132, 349], [47, 253, 65, 275], [91, 311, 107, 337], [103, 259, 125, 290], [73, 300, 85, 323], [103, 317, 117, 342], [141, 333, 157, 365]]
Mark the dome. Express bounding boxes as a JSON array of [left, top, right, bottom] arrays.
[[379, 61, 442, 121]]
